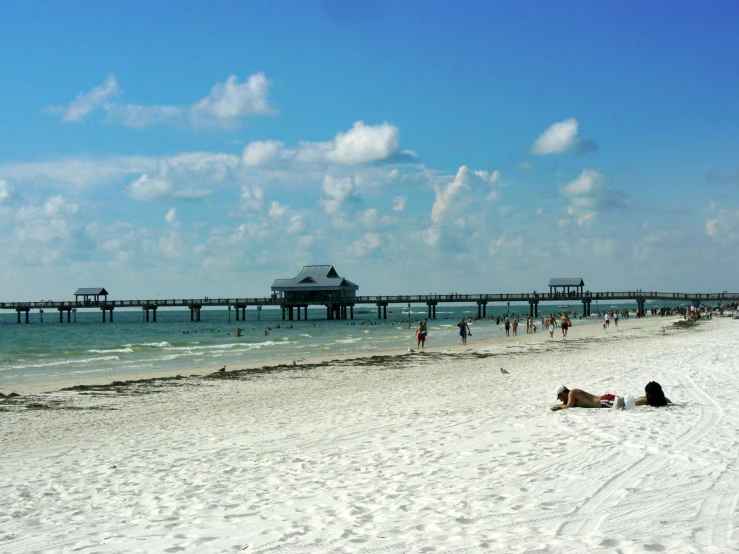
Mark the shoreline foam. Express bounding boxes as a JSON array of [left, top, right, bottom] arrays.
[[2, 315, 678, 395]]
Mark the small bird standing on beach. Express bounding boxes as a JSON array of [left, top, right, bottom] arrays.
[[219, 365, 226, 373], [500, 367, 509, 374]]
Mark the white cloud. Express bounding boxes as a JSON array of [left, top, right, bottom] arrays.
[[268, 201, 286, 217], [349, 232, 381, 256], [14, 195, 79, 246], [0, 180, 11, 204], [392, 196, 407, 212], [241, 121, 402, 168], [706, 208, 739, 244], [106, 104, 182, 128], [128, 174, 172, 201], [46, 73, 273, 129], [162, 152, 239, 182], [321, 175, 358, 214], [560, 169, 627, 224], [0, 156, 157, 188], [241, 185, 264, 211], [190, 73, 274, 126], [243, 140, 285, 167], [530, 118, 597, 155], [165, 208, 178, 225], [489, 233, 523, 255], [43, 195, 79, 216], [325, 121, 400, 165], [431, 166, 470, 224], [474, 169, 500, 184], [287, 214, 304, 235], [418, 226, 440, 246], [159, 230, 185, 258], [361, 208, 378, 227], [562, 169, 603, 196], [45, 74, 120, 122]]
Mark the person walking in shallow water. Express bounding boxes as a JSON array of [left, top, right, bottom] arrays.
[[560, 313, 569, 337], [504, 316, 510, 337], [458, 318, 471, 345]]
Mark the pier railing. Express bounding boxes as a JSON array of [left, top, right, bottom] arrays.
[[2, 290, 738, 311]]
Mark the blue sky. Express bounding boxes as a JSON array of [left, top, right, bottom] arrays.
[[1, 1, 738, 300]]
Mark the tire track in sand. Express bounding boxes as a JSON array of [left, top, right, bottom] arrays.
[[558, 370, 722, 539]]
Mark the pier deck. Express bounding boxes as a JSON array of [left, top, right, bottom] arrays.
[[1, 290, 737, 323]]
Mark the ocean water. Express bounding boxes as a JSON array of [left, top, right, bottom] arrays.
[[0, 302, 662, 389]]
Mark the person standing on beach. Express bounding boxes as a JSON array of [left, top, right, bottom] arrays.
[[547, 315, 555, 338], [415, 320, 427, 349], [458, 318, 471, 345], [512, 318, 519, 336], [504, 316, 510, 337]]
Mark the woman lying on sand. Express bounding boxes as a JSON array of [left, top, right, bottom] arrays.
[[551, 381, 671, 411]]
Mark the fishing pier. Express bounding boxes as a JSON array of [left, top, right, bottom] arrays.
[[2, 290, 736, 324], [2, 269, 736, 324]]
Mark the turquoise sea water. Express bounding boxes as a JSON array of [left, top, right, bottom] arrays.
[[0, 301, 667, 390]]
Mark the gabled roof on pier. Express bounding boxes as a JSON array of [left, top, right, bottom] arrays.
[[74, 287, 109, 296], [272, 265, 358, 292], [548, 278, 584, 287]]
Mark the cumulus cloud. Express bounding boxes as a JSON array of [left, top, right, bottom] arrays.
[[268, 201, 286, 217], [560, 169, 628, 224], [0, 180, 11, 204], [349, 232, 381, 256], [325, 121, 400, 165], [360, 208, 378, 227], [128, 174, 172, 201], [45, 74, 120, 122], [416, 165, 503, 247], [240, 121, 403, 167], [14, 195, 79, 246], [242, 140, 286, 167], [190, 73, 274, 126], [530, 118, 598, 155], [320, 175, 361, 214], [489, 233, 522, 255], [706, 207, 739, 244], [165, 208, 178, 225], [286, 214, 304, 235], [392, 196, 407, 212], [162, 152, 239, 182], [45, 73, 274, 129], [431, 166, 471, 224], [241, 185, 265, 211]]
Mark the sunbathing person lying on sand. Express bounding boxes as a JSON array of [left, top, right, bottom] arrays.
[[551, 382, 671, 411]]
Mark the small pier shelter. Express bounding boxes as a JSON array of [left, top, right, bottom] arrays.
[[74, 287, 114, 322], [548, 278, 585, 297], [271, 265, 358, 320], [74, 287, 109, 304]]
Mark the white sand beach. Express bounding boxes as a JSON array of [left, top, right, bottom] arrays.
[[1, 316, 737, 553]]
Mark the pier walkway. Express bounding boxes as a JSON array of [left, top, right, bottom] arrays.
[[1, 290, 737, 323]]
